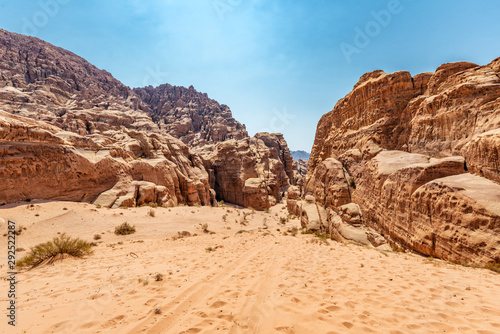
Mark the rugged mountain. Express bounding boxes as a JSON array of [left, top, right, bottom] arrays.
[[0, 29, 212, 206], [0, 29, 297, 209], [134, 84, 248, 147], [133, 76, 299, 209], [301, 58, 500, 266], [290, 150, 310, 161]]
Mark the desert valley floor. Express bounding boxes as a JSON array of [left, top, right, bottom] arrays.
[[1, 202, 500, 334]]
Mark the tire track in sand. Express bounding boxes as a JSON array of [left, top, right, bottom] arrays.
[[127, 241, 274, 333]]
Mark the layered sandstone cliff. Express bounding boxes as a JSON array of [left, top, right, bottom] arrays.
[[304, 58, 500, 266], [0, 29, 296, 209]]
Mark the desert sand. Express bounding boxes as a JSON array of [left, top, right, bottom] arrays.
[[1, 201, 500, 334]]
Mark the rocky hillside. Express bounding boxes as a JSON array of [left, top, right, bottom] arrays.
[[134, 84, 248, 147], [0, 29, 297, 209], [298, 58, 500, 266]]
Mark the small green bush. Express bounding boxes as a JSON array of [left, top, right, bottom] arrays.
[[115, 222, 136, 235], [17, 233, 93, 268], [93, 234, 102, 240]]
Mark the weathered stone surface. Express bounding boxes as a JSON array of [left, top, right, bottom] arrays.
[[461, 129, 500, 183], [295, 159, 308, 176], [134, 84, 248, 146], [200, 133, 297, 210], [0, 29, 299, 210], [309, 70, 427, 174], [338, 203, 363, 225], [305, 158, 351, 209], [0, 30, 212, 207], [408, 174, 500, 265], [298, 196, 327, 231], [307, 58, 500, 265], [0, 111, 211, 206], [309, 58, 500, 183]]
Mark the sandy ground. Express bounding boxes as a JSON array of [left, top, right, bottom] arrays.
[[1, 201, 500, 334]]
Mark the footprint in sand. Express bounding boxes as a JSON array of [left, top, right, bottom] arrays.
[[88, 293, 105, 300], [144, 298, 157, 305], [326, 305, 341, 312], [217, 314, 234, 321], [342, 322, 354, 329], [210, 300, 227, 309], [195, 311, 208, 318]]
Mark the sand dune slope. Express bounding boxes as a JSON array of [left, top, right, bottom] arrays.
[[1, 202, 499, 333]]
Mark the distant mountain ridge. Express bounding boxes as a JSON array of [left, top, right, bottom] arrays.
[[291, 150, 310, 161]]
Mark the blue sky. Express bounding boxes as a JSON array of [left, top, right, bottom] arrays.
[[1, 0, 500, 151]]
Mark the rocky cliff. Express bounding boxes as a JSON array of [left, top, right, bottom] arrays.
[[0, 29, 296, 209], [304, 58, 500, 266], [0, 29, 213, 207], [195, 132, 296, 210], [134, 84, 248, 147]]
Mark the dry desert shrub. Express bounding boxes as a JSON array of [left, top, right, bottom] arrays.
[[201, 223, 209, 233], [115, 222, 136, 235], [17, 233, 93, 268]]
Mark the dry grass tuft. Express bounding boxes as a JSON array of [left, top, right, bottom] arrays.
[[17, 233, 93, 268], [115, 222, 136, 235]]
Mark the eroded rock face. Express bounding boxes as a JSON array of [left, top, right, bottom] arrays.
[[305, 59, 500, 266], [305, 158, 351, 209], [308, 70, 428, 174], [309, 57, 500, 182], [0, 111, 211, 206], [409, 174, 500, 265], [0, 30, 209, 207], [295, 159, 308, 177], [0, 29, 298, 209], [134, 84, 248, 146], [200, 133, 297, 210]]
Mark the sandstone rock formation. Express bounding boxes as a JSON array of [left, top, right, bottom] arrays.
[[295, 159, 308, 177], [304, 59, 500, 266], [198, 132, 296, 210], [0, 29, 297, 210], [133, 84, 299, 210], [0, 110, 211, 207], [134, 84, 248, 147]]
